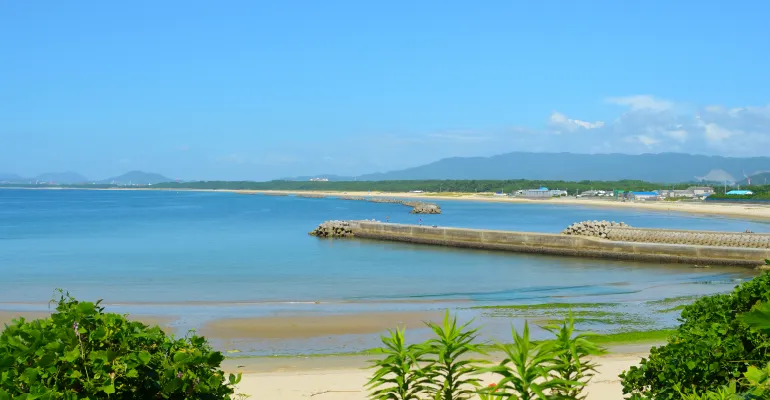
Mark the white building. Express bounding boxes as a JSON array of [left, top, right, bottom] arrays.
[[515, 187, 568, 198]]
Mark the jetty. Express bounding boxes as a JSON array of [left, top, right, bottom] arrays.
[[310, 220, 770, 268]]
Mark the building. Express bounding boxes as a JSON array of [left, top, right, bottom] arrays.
[[516, 187, 568, 198], [629, 191, 660, 201], [687, 186, 715, 196], [660, 186, 716, 199], [309, 178, 329, 182], [726, 190, 754, 196]]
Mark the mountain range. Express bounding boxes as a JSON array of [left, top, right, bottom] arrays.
[[0, 170, 172, 185], [292, 152, 770, 183]]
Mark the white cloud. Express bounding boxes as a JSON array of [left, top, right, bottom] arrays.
[[626, 135, 660, 147], [548, 112, 604, 131], [606, 95, 674, 112], [665, 129, 688, 142], [240, 95, 770, 178], [702, 123, 736, 144]]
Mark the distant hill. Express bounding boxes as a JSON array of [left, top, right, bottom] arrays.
[[738, 172, 770, 186], [99, 171, 172, 185], [0, 173, 25, 183], [35, 171, 89, 184], [350, 152, 770, 183]]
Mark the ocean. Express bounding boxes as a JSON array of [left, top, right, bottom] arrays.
[[1, 188, 767, 354]]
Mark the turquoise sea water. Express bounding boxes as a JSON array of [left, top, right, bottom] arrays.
[[1, 189, 767, 354]]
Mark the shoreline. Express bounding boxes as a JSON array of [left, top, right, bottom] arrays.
[[5, 186, 770, 221], [228, 348, 653, 400]]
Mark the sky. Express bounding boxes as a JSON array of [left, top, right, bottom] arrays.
[[2, 1, 770, 181]]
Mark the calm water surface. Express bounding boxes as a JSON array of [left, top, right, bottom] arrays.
[[1, 189, 766, 354]]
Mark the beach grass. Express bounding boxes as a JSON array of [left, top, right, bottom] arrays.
[[227, 327, 674, 360], [646, 295, 703, 306], [655, 304, 689, 313], [470, 302, 616, 310], [589, 329, 675, 345]]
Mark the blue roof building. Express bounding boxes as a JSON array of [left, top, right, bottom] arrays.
[[726, 190, 754, 195]]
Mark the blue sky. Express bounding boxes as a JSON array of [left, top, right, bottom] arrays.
[[2, 1, 769, 181]]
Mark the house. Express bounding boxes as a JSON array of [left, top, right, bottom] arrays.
[[687, 186, 715, 197], [726, 190, 754, 196], [630, 191, 660, 201], [516, 187, 568, 198]]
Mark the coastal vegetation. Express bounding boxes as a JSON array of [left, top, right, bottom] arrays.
[[0, 292, 241, 399], [367, 273, 770, 399], [367, 312, 604, 400], [4, 271, 770, 398], [620, 271, 770, 399]]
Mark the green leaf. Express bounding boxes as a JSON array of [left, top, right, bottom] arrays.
[[172, 351, 191, 364], [137, 350, 151, 365], [0, 389, 9, 400], [77, 302, 96, 314], [687, 361, 696, 370], [127, 368, 139, 378], [101, 384, 115, 394]]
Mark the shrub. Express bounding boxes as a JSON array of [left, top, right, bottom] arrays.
[[367, 327, 430, 400], [367, 312, 600, 400], [680, 302, 770, 399], [620, 272, 770, 399], [422, 312, 486, 400], [544, 315, 605, 399], [0, 292, 241, 399]]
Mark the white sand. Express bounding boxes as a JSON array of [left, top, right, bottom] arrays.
[[234, 352, 644, 399]]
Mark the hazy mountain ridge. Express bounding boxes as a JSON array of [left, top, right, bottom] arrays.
[[0, 170, 172, 185], [350, 152, 770, 183], [96, 171, 172, 185]]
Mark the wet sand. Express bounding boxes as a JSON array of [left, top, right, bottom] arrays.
[[230, 349, 649, 400], [200, 311, 443, 340]]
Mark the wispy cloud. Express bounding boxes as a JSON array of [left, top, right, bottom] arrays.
[[606, 95, 674, 112], [548, 112, 604, 131], [210, 95, 770, 179]]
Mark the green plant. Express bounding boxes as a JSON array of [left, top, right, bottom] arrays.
[[367, 327, 429, 400], [422, 311, 485, 400], [480, 321, 575, 400], [543, 315, 606, 399], [620, 272, 770, 399], [0, 292, 240, 399]]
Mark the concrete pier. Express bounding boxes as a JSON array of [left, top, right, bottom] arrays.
[[326, 221, 770, 268]]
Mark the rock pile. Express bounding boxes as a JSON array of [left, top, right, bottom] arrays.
[[337, 196, 442, 214], [309, 220, 354, 238], [561, 220, 630, 238], [407, 202, 442, 214]]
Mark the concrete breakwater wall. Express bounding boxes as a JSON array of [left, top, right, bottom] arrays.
[[604, 227, 770, 249], [338, 196, 442, 214], [561, 220, 770, 249], [311, 220, 770, 267]]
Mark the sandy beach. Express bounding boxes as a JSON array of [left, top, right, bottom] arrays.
[[200, 311, 443, 340], [239, 189, 770, 221], [7, 186, 770, 221], [228, 349, 647, 400]]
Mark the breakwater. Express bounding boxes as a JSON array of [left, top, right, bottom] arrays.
[[338, 196, 442, 214], [310, 220, 770, 267]]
